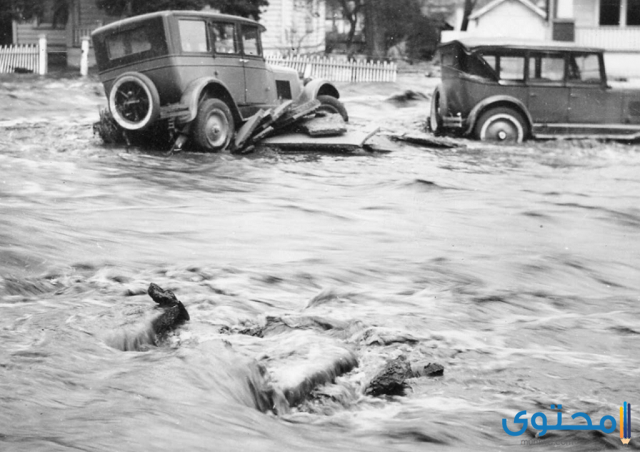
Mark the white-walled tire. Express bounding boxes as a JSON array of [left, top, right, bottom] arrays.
[[108, 72, 160, 131], [474, 107, 527, 143]]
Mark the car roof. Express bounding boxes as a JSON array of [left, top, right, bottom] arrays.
[[92, 10, 265, 36], [440, 37, 603, 53]]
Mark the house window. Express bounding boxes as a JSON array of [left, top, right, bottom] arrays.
[[599, 0, 640, 25], [628, 0, 640, 25], [599, 0, 620, 25]]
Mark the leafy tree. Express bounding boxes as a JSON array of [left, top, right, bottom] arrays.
[[96, 0, 269, 20], [0, 0, 69, 25], [364, 0, 422, 59], [326, 0, 364, 56]]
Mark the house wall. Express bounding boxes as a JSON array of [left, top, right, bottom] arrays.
[[468, 0, 548, 39], [15, 22, 66, 49], [261, 0, 326, 55]]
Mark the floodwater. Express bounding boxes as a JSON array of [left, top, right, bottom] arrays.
[[1, 74, 639, 452]]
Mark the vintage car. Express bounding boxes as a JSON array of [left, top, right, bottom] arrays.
[[429, 38, 640, 142], [91, 11, 347, 151]]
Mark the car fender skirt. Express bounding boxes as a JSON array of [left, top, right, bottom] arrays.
[[298, 79, 339, 105], [465, 96, 532, 136], [180, 77, 238, 124]]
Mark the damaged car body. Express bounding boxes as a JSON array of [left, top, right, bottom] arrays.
[[92, 11, 347, 151], [429, 38, 640, 143]]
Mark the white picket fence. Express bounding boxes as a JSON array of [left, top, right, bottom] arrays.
[[266, 55, 397, 83], [0, 44, 41, 74]]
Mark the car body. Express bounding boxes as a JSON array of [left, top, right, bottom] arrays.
[[429, 37, 640, 142], [91, 10, 347, 151]]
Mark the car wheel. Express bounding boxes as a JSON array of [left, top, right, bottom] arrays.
[[192, 99, 235, 152], [428, 85, 445, 135], [316, 95, 349, 122], [109, 72, 160, 131], [474, 107, 527, 143]]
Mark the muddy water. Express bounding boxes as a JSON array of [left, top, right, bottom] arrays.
[[1, 75, 639, 451]]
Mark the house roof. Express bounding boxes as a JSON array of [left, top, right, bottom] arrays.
[[469, 0, 547, 20]]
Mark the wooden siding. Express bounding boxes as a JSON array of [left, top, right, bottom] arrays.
[[261, 0, 326, 54], [574, 0, 596, 26], [15, 22, 66, 49]]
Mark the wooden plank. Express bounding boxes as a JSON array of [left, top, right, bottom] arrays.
[[260, 127, 379, 152], [234, 109, 268, 150]]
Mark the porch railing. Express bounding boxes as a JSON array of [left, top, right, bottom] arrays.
[[266, 55, 397, 82], [575, 26, 640, 51], [73, 26, 98, 47]]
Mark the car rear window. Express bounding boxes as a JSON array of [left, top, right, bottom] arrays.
[[95, 17, 168, 70], [106, 27, 152, 59], [179, 19, 209, 52]]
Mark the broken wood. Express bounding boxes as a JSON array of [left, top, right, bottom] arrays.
[[300, 113, 347, 137], [389, 132, 461, 149], [259, 127, 379, 153], [234, 109, 268, 151]]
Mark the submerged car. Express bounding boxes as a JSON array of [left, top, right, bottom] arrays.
[[92, 11, 347, 151], [429, 38, 640, 142]]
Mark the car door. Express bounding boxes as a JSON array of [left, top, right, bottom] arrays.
[[207, 21, 246, 104], [566, 52, 617, 125], [239, 24, 273, 107], [526, 52, 570, 125]]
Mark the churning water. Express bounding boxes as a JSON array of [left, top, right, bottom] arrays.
[[1, 75, 639, 451]]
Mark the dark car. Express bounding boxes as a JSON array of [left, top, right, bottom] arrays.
[[92, 11, 347, 151], [428, 38, 640, 142]]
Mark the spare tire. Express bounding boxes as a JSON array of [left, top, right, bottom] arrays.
[[108, 72, 160, 131]]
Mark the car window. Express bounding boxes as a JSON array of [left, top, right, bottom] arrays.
[[499, 56, 525, 81], [568, 53, 602, 83], [179, 20, 209, 53], [209, 22, 238, 54], [106, 27, 152, 60], [528, 53, 565, 82], [240, 25, 262, 57]]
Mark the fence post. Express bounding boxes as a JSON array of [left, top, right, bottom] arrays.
[[80, 37, 90, 77], [38, 34, 47, 75]]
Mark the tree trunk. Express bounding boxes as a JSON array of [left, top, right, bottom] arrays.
[[364, 0, 385, 59]]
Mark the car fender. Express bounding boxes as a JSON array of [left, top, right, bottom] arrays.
[[465, 95, 533, 136], [297, 79, 340, 104], [179, 77, 240, 124]]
